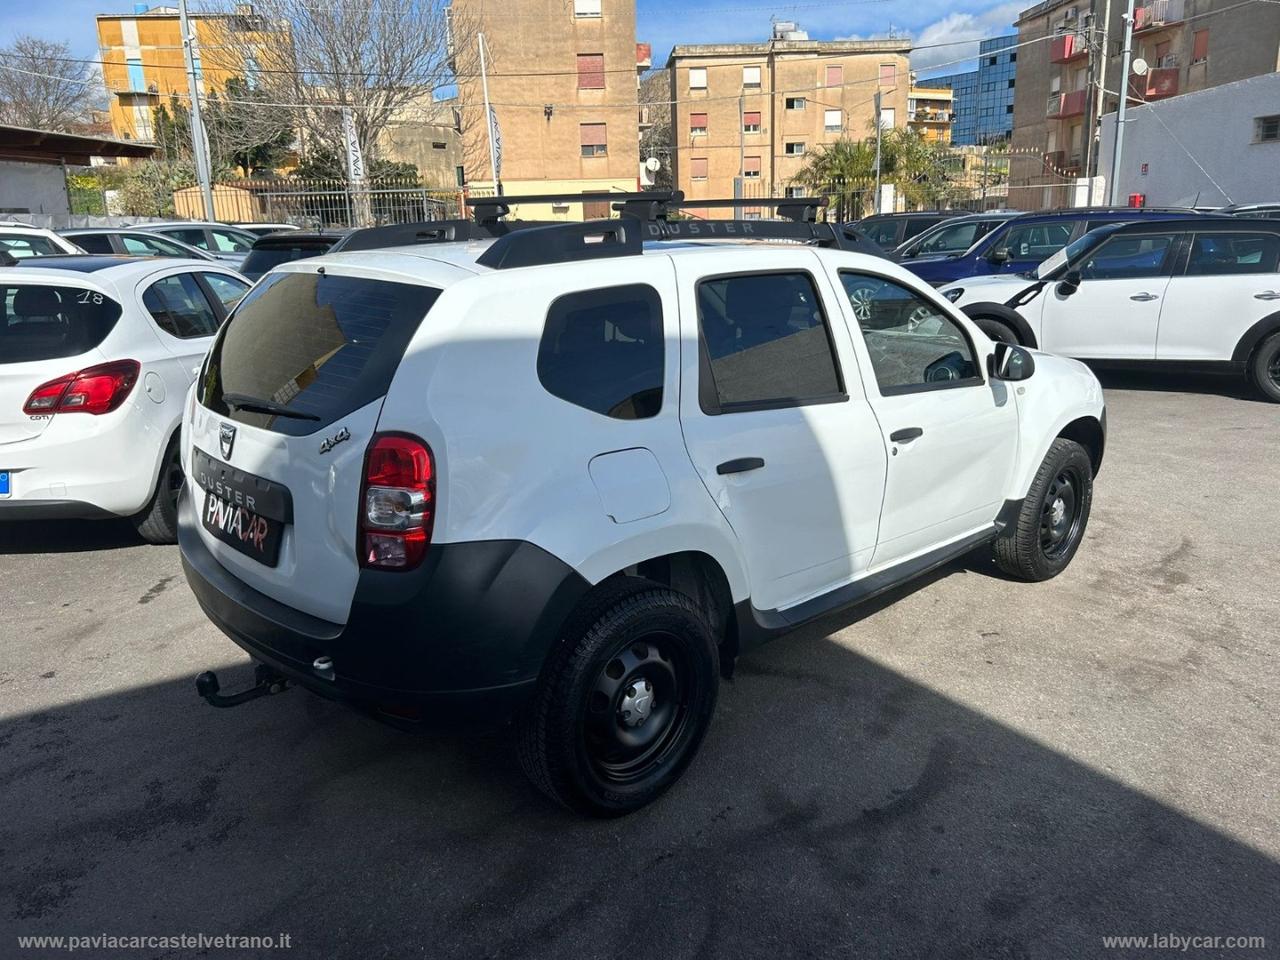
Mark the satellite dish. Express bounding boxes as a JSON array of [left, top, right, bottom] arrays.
[[644, 156, 661, 172], [1131, 57, 1149, 76]]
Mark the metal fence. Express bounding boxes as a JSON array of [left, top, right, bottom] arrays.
[[174, 177, 467, 228]]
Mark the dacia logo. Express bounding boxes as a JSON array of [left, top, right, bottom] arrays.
[[319, 426, 351, 455], [219, 422, 236, 460]]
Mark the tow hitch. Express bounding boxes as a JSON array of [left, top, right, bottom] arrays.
[[196, 663, 290, 708]]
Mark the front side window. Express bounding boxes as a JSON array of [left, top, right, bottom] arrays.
[[201, 273, 250, 311], [911, 221, 983, 256], [840, 272, 979, 394], [210, 229, 253, 253], [538, 284, 663, 420], [997, 221, 1076, 260], [0, 284, 122, 364], [1077, 234, 1174, 280], [142, 273, 220, 339], [696, 272, 843, 413], [167, 228, 210, 250], [122, 233, 190, 256], [1185, 232, 1280, 276]]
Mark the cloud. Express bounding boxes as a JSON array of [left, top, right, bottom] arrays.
[[839, 1, 1023, 75]]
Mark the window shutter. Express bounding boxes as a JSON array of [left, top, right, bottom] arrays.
[[690, 112, 708, 131], [580, 122, 606, 146], [689, 67, 707, 89], [824, 109, 842, 129], [574, 0, 602, 16], [743, 66, 761, 86], [743, 156, 761, 173], [1192, 29, 1209, 61], [691, 158, 708, 178], [879, 63, 896, 85], [743, 111, 761, 127], [577, 54, 605, 89], [825, 65, 842, 87]]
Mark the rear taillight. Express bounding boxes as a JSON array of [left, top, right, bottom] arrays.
[[360, 433, 434, 571], [22, 360, 141, 416]]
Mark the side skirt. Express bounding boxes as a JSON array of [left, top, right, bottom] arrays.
[[735, 504, 1022, 649]]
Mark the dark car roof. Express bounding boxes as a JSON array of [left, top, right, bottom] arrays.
[[250, 231, 347, 248], [857, 211, 953, 221], [3, 254, 142, 272], [1111, 216, 1280, 234]]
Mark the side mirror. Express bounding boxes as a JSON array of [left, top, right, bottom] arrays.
[[1056, 269, 1082, 297], [988, 341, 1036, 382], [987, 247, 1011, 265]]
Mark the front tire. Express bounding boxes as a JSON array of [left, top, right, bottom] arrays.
[[518, 585, 719, 817], [1248, 331, 1280, 403], [973, 316, 1019, 344], [993, 438, 1093, 581], [132, 439, 182, 545]]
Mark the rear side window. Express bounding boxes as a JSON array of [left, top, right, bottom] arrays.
[[69, 233, 115, 254], [143, 273, 221, 339], [200, 272, 439, 436], [1185, 232, 1280, 275], [201, 273, 250, 311], [0, 284, 122, 364], [537, 284, 663, 419], [855, 219, 901, 249], [167, 228, 209, 250], [902, 217, 945, 241], [0, 234, 60, 258], [696, 271, 843, 413]]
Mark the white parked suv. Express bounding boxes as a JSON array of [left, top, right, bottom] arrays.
[[180, 195, 1106, 815], [942, 217, 1280, 401], [0, 255, 249, 540]]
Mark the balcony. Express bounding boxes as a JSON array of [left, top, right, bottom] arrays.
[[1046, 89, 1086, 119], [1134, 0, 1184, 33], [1050, 32, 1088, 63], [1129, 64, 1180, 101]]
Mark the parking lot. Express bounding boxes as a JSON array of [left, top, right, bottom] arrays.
[[1, 371, 1277, 959]]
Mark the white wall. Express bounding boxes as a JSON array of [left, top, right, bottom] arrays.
[[0, 160, 71, 216], [1098, 72, 1280, 208]]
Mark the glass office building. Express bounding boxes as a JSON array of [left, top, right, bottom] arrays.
[[924, 35, 1017, 146]]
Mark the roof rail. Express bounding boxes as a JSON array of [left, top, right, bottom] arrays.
[[332, 218, 556, 253], [469, 191, 682, 223], [476, 218, 642, 270]]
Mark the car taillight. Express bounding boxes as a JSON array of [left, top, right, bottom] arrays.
[[22, 360, 141, 416], [360, 433, 434, 571]]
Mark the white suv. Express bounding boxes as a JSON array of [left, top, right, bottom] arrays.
[[942, 218, 1280, 401], [179, 195, 1106, 815], [0, 255, 249, 540]]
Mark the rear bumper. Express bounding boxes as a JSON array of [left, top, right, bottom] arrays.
[[0, 499, 120, 520], [178, 488, 590, 727]]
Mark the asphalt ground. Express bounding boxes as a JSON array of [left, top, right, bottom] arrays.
[[1, 369, 1277, 959]]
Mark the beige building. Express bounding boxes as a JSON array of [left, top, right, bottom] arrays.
[[908, 85, 954, 143], [451, 0, 646, 220], [377, 94, 464, 190], [96, 4, 284, 142], [1010, 0, 1280, 208], [666, 24, 910, 218]]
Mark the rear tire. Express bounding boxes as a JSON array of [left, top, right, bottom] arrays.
[[973, 317, 1019, 344], [133, 439, 182, 545], [518, 584, 719, 817], [1248, 332, 1280, 403], [993, 438, 1093, 582]]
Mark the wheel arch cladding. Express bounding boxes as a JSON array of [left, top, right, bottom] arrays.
[[1231, 310, 1280, 364], [1057, 414, 1105, 476], [961, 302, 1039, 348]]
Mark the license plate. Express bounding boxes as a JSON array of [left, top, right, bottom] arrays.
[[0, 471, 9, 496], [191, 447, 293, 567], [201, 492, 284, 566]]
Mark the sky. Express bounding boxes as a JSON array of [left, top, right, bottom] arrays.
[[0, 0, 1023, 81]]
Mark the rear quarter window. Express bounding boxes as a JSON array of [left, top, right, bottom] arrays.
[[0, 284, 122, 363], [537, 284, 664, 419], [199, 272, 439, 436]]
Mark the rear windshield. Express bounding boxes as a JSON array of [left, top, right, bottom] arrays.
[[199, 271, 439, 436], [1, 284, 122, 364], [239, 243, 334, 281]]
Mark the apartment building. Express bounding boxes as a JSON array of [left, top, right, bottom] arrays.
[[924, 34, 1019, 147], [666, 23, 911, 217], [97, 3, 282, 142], [908, 86, 954, 143], [1009, 0, 1280, 208], [451, 0, 646, 219]]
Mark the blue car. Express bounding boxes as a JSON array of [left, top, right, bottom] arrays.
[[900, 207, 1200, 287]]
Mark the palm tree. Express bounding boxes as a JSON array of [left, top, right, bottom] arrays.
[[791, 139, 878, 220]]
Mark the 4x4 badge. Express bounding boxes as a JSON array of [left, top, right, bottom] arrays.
[[319, 426, 351, 455], [219, 423, 236, 460]]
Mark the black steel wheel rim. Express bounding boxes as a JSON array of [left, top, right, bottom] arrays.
[[583, 631, 692, 785], [1040, 465, 1085, 560], [1267, 350, 1280, 388], [164, 449, 184, 511]]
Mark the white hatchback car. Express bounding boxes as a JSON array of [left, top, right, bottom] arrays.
[[0, 255, 249, 540], [0, 222, 84, 259]]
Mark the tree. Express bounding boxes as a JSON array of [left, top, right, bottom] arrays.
[[152, 81, 293, 176], [639, 69, 673, 192], [205, 0, 472, 167], [0, 36, 97, 131]]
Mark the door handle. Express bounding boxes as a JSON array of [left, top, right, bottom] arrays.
[[717, 457, 765, 475], [1129, 292, 1159, 302], [1254, 291, 1280, 301], [889, 427, 924, 443]]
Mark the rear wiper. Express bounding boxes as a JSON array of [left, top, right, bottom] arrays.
[[222, 392, 321, 421]]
